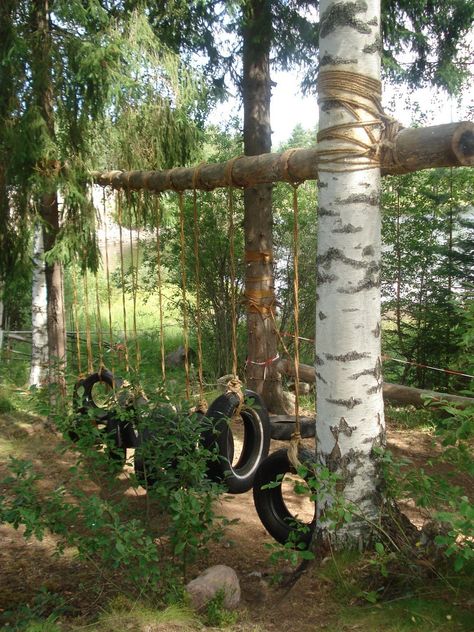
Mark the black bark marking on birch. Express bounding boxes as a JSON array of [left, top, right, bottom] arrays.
[[315, 354, 325, 366], [319, 206, 339, 217], [331, 416, 355, 437], [315, 371, 328, 384], [318, 247, 370, 270], [332, 222, 363, 234], [352, 356, 382, 381], [326, 396, 362, 409], [362, 245, 374, 256], [372, 322, 381, 338], [343, 307, 359, 312], [338, 261, 380, 294], [326, 439, 341, 473], [335, 192, 379, 206], [320, 1, 371, 39], [320, 54, 357, 66], [325, 350, 369, 362], [318, 311, 327, 320], [367, 16, 378, 25], [317, 271, 339, 285], [363, 36, 382, 54], [317, 179, 328, 188]]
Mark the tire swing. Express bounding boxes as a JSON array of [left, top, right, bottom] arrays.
[[253, 174, 317, 546], [202, 387, 271, 494]]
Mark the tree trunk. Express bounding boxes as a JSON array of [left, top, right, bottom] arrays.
[[31, 0, 66, 391], [315, 0, 385, 548], [29, 222, 49, 387], [242, 0, 288, 413]]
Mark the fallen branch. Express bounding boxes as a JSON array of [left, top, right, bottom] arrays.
[[276, 359, 474, 410]]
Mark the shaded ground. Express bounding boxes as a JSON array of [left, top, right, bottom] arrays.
[[0, 410, 472, 631]]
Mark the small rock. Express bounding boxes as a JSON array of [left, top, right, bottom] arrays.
[[185, 564, 240, 611]]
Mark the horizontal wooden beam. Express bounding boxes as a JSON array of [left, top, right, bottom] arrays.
[[92, 121, 474, 192]]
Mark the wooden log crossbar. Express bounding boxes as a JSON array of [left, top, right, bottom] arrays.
[[93, 122, 474, 192]]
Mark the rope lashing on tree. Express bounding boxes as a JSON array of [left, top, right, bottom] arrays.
[[316, 70, 403, 172]]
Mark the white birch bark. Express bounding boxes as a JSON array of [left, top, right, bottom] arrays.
[[29, 222, 49, 387], [315, 0, 385, 546]]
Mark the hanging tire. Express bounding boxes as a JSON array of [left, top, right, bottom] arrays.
[[72, 368, 116, 414], [71, 369, 136, 464], [202, 390, 271, 494], [253, 447, 316, 546]]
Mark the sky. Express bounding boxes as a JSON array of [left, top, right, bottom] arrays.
[[209, 69, 473, 150]]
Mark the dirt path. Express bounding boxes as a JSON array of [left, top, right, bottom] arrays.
[[0, 412, 470, 631]]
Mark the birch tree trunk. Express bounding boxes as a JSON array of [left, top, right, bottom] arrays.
[[29, 222, 49, 387], [315, 0, 385, 547], [31, 0, 67, 393]]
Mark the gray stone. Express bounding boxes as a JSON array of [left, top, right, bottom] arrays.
[[185, 564, 241, 611], [165, 345, 196, 368]]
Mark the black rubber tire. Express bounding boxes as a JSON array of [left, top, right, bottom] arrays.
[[253, 447, 316, 546], [72, 368, 116, 414], [270, 419, 316, 441], [203, 390, 271, 494]]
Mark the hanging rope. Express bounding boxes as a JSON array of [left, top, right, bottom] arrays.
[[153, 194, 167, 384], [103, 189, 115, 375], [277, 151, 305, 468], [82, 269, 94, 374], [117, 190, 130, 372], [192, 165, 207, 411], [128, 191, 141, 371], [224, 157, 244, 411], [71, 264, 83, 375], [177, 191, 191, 401], [94, 272, 104, 369]]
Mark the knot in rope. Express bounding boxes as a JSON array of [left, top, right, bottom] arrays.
[[226, 375, 245, 423]]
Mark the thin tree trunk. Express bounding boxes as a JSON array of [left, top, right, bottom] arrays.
[[29, 222, 49, 386], [315, 0, 385, 548], [31, 0, 66, 392], [242, 0, 289, 413]]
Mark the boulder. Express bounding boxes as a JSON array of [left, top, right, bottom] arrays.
[[165, 346, 196, 368], [185, 564, 240, 611]]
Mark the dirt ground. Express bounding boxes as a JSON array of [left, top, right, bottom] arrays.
[[0, 411, 472, 631]]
